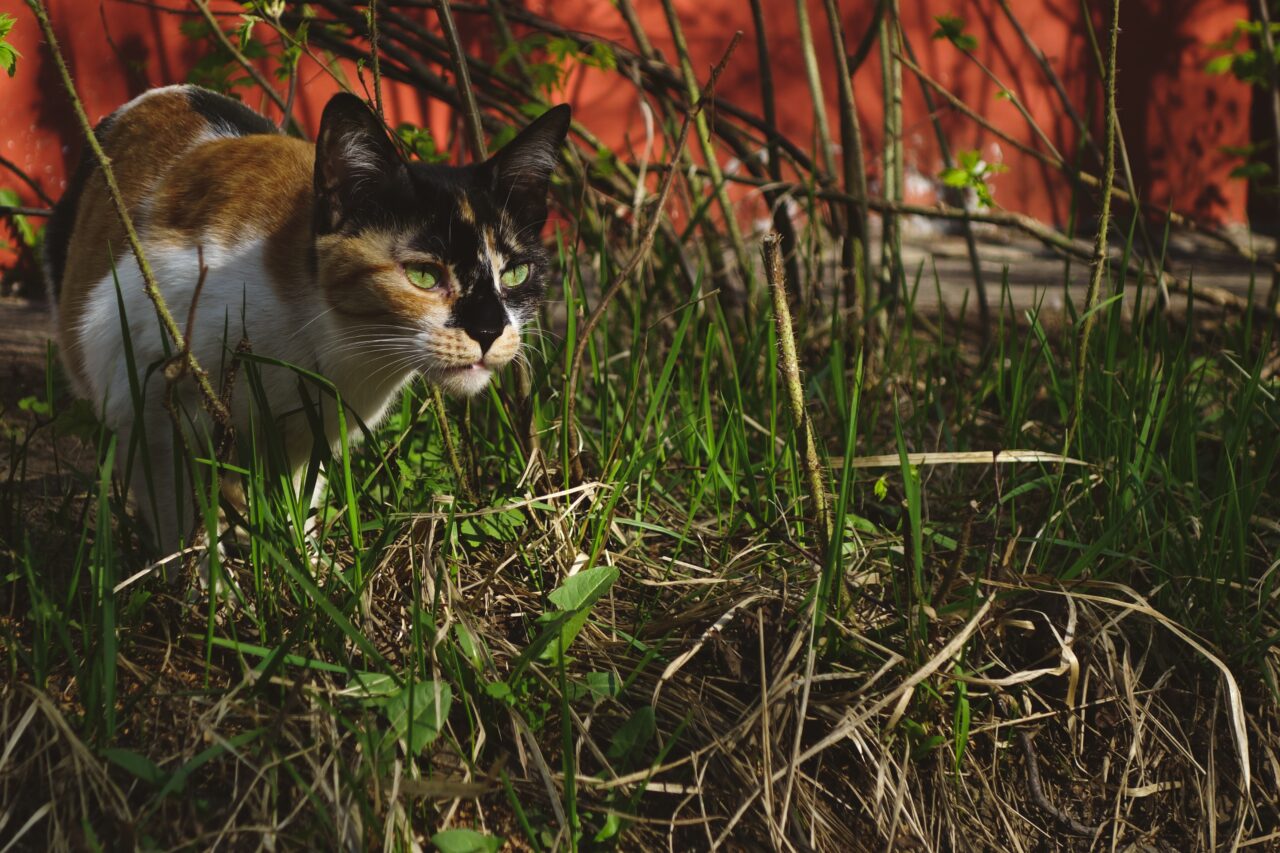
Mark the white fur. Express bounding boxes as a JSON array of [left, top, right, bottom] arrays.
[[80, 237, 418, 554]]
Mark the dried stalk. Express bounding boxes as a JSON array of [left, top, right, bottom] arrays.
[[1073, 0, 1121, 441], [0, 153, 55, 206], [1257, 0, 1280, 312], [369, 0, 384, 119], [820, 0, 871, 326], [794, 0, 838, 181], [0, 205, 52, 218], [878, 3, 904, 304], [763, 233, 830, 547], [747, 0, 803, 300]]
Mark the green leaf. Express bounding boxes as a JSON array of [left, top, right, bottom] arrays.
[[1205, 54, 1235, 76], [932, 14, 977, 52], [873, 474, 889, 501], [454, 623, 485, 669], [0, 13, 18, 78], [382, 681, 452, 756], [346, 671, 399, 702], [431, 828, 503, 853], [0, 189, 35, 244], [457, 508, 526, 545], [1230, 162, 1271, 181], [102, 748, 168, 786], [584, 670, 621, 700], [939, 167, 970, 189], [547, 564, 618, 611], [607, 706, 655, 767], [593, 812, 623, 843], [18, 395, 52, 417], [0, 44, 18, 78]]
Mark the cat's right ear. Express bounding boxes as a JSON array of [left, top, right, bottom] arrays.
[[314, 93, 408, 234]]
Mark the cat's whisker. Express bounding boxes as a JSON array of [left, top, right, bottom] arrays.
[[289, 305, 339, 340]]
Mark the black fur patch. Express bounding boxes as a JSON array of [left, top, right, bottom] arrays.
[[186, 86, 278, 138]]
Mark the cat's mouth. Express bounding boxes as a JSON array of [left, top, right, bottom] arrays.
[[433, 360, 495, 396]]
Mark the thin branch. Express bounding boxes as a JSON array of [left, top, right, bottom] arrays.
[[434, 0, 488, 160], [369, 0, 384, 120], [1072, 0, 1121, 444], [0, 153, 56, 207], [0, 205, 53, 217]]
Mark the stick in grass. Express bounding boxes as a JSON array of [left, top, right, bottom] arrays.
[[1072, 0, 1121, 445], [763, 233, 830, 548]]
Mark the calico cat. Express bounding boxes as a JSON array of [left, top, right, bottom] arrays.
[[43, 84, 570, 557]]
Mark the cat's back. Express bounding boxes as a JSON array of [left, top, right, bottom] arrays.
[[45, 85, 312, 395]]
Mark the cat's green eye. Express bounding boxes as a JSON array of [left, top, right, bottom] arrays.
[[500, 263, 530, 288], [406, 263, 444, 290]]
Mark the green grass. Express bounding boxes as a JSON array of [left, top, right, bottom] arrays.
[[2, 209, 1278, 849]]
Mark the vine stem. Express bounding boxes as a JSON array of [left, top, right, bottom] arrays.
[[26, 0, 230, 425], [1072, 0, 1121, 446]]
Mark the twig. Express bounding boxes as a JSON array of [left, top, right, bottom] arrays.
[[820, 0, 871, 325], [747, 0, 803, 301], [431, 385, 475, 502], [878, 4, 904, 304], [644, 163, 1279, 319], [1072, 0, 1121, 444], [434, 0, 487, 160], [0, 205, 53, 217], [0, 153, 55, 206], [1013, 713, 1102, 836], [25, 0, 230, 425], [369, 0, 384, 120], [794, 0, 837, 180], [565, 32, 743, 481]]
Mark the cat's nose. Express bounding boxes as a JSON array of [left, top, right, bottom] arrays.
[[468, 325, 503, 354]]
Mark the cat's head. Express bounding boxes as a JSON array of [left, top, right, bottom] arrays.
[[312, 93, 570, 396]]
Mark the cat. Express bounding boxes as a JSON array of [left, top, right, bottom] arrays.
[[43, 84, 570, 560]]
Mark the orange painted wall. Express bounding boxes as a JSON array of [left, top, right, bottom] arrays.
[[0, 0, 1255, 268]]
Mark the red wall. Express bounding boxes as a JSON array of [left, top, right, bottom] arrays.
[[0, 0, 1255, 266]]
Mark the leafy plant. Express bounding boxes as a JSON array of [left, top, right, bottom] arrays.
[[933, 14, 977, 53], [939, 149, 1006, 208], [0, 12, 19, 77]]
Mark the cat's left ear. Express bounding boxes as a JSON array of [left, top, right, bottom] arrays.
[[314, 93, 409, 234], [481, 104, 572, 225]]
